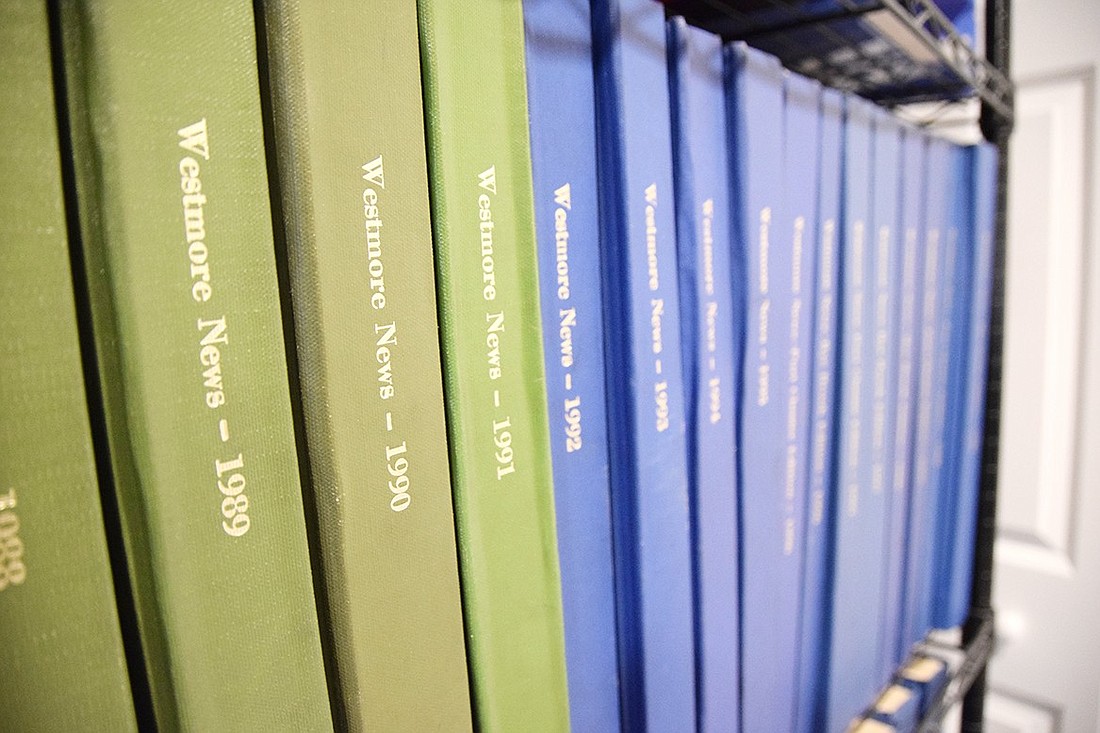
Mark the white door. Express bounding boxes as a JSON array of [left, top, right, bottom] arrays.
[[986, 0, 1100, 730]]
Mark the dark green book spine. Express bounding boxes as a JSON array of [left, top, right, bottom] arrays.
[[417, 0, 570, 729], [259, 1, 472, 729], [56, 1, 332, 729], [0, 3, 136, 729]]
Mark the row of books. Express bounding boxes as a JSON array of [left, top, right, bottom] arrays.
[[0, 0, 996, 731]]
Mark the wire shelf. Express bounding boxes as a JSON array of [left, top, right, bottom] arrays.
[[663, 0, 1014, 125]]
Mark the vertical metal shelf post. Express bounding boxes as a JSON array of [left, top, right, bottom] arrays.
[[963, 0, 1012, 729]]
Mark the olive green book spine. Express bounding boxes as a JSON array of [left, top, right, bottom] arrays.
[[0, 4, 136, 729], [55, 1, 332, 729], [258, 2, 471, 730], [416, 1, 570, 730]]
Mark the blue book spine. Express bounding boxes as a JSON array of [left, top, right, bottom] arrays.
[[944, 144, 998, 626], [780, 69, 823, 731], [523, 3, 620, 729], [868, 108, 903, 686], [903, 137, 951, 648], [725, 43, 794, 732], [931, 144, 978, 629], [880, 128, 928, 672], [591, 0, 696, 728], [826, 95, 881, 733], [795, 86, 844, 733], [668, 18, 740, 733]]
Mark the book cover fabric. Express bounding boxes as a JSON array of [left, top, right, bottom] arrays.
[[903, 137, 952, 650], [880, 127, 928, 673], [922, 140, 965, 634], [56, 0, 333, 729], [0, 3, 136, 728], [931, 143, 979, 629], [416, 1, 570, 729], [727, 42, 803, 732], [591, 0, 697, 728], [523, 1, 620, 728], [868, 107, 903, 685], [777, 66, 823, 730], [668, 17, 740, 732], [796, 85, 844, 733], [826, 94, 881, 733], [941, 144, 998, 628], [257, 2, 471, 729]]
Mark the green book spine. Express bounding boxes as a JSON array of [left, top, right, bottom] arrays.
[[416, 1, 570, 730], [0, 4, 136, 729], [56, 1, 332, 729], [258, 2, 472, 730]]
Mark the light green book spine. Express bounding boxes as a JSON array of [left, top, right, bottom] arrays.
[[259, 1, 471, 730], [417, 1, 570, 730], [57, 1, 332, 729], [0, 4, 136, 729]]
